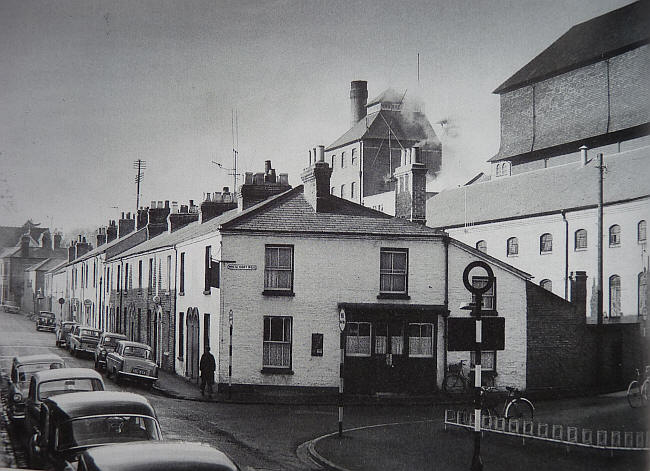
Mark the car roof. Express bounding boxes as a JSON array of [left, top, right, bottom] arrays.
[[77, 326, 101, 331], [62, 321, 77, 325], [117, 340, 152, 349], [101, 332, 127, 338], [32, 367, 103, 383], [45, 392, 156, 421], [80, 442, 238, 471], [14, 354, 64, 366]]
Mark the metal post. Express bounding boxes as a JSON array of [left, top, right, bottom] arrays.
[[339, 330, 344, 437], [471, 293, 483, 471], [597, 152, 604, 325], [228, 309, 233, 399]]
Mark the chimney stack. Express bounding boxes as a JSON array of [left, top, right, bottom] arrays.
[[350, 81, 368, 128], [579, 145, 589, 166], [53, 233, 63, 249], [147, 203, 171, 239], [75, 236, 92, 259], [200, 188, 237, 223], [301, 145, 332, 212], [168, 202, 200, 231], [394, 146, 427, 224], [96, 227, 107, 247], [68, 242, 76, 263], [20, 233, 30, 258], [118, 212, 136, 238], [238, 160, 292, 210], [106, 220, 118, 243]]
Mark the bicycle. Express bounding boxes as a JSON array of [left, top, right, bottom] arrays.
[[626, 366, 649, 408], [442, 360, 496, 394], [482, 386, 535, 421]]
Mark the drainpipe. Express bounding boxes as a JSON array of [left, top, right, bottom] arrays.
[[561, 211, 569, 300], [172, 246, 179, 373], [442, 234, 450, 387]]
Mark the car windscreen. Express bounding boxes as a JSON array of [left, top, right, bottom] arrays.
[[56, 415, 161, 450], [37, 378, 104, 400], [80, 329, 100, 338], [103, 336, 125, 347], [123, 346, 152, 360], [39, 313, 55, 319], [63, 325, 75, 333], [17, 363, 63, 386]]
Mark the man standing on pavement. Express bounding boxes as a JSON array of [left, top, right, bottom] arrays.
[[199, 346, 216, 398]]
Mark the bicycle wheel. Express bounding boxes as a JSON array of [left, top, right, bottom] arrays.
[[627, 380, 643, 408], [443, 374, 466, 394], [505, 399, 533, 421], [641, 379, 649, 403]]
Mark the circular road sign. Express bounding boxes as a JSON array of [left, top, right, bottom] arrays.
[[58, 297, 65, 305], [462, 260, 495, 295]]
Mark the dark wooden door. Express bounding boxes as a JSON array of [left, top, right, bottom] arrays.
[[373, 320, 405, 393], [186, 308, 200, 381]]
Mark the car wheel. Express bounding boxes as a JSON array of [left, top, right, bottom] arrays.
[[114, 371, 122, 385]]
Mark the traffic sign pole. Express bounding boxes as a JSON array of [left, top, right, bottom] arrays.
[[338, 308, 346, 437]]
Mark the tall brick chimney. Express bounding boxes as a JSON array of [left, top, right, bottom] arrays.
[[118, 212, 135, 238], [74, 235, 92, 259], [96, 227, 107, 247], [147, 201, 170, 238], [53, 233, 63, 249], [394, 146, 427, 224], [238, 160, 291, 211], [570, 271, 588, 318], [301, 145, 333, 213], [350, 80, 368, 128], [169, 202, 199, 232], [68, 242, 76, 263], [201, 189, 238, 223], [106, 220, 118, 243], [20, 233, 30, 258]]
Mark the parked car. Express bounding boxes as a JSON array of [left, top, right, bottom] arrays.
[[69, 326, 102, 357], [94, 332, 128, 371], [106, 341, 158, 388], [6, 354, 65, 423], [28, 391, 162, 471], [78, 441, 240, 471], [36, 311, 56, 332], [1, 301, 20, 313], [55, 321, 78, 348], [25, 368, 105, 437]]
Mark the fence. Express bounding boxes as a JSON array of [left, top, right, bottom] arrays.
[[444, 409, 649, 454]]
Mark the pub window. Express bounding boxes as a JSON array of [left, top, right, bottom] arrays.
[[263, 316, 292, 369], [609, 225, 621, 247], [540, 233, 553, 253], [638, 220, 647, 243], [609, 274, 621, 317], [575, 229, 587, 250], [379, 248, 408, 294], [639, 272, 647, 317], [408, 323, 433, 358], [470, 351, 496, 372], [264, 245, 293, 293], [472, 276, 496, 310], [507, 237, 518, 256], [476, 240, 487, 254], [345, 322, 371, 357], [178, 312, 184, 360]]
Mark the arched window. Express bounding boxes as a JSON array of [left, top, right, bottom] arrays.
[[575, 229, 587, 250], [609, 275, 621, 317], [609, 224, 621, 246], [476, 240, 487, 254], [540, 279, 552, 291], [507, 237, 518, 256], [638, 220, 647, 243], [639, 272, 647, 317], [495, 164, 501, 177], [540, 233, 553, 253]]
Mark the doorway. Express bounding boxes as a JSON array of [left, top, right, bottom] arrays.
[[186, 307, 200, 381]]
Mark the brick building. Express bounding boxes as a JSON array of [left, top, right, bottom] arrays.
[[428, 1, 649, 327], [322, 81, 442, 213]]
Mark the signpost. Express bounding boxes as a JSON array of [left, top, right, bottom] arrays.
[[228, 309, 234, 399], [461, 261, 495, 471], [58, 297, 65, 322], [338, 308, 346, 437]]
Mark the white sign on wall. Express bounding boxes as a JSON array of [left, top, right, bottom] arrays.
[[227, 264, 257, 271]]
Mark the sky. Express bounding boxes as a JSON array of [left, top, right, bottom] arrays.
[[0, 0, 632, 236]]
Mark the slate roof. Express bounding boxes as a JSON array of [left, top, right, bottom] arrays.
[[0, 246, 65, 260], [494, 0, 650, 94], [26, 257, 67, 272], [222, 186, 443, 237], [60, 229, 147, 268], [0, 224, 49, 249], [326, 109, 440, 151], [427, 145, 650, 228]]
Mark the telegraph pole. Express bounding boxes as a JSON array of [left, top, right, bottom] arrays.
[[133, 159, 147, 214]]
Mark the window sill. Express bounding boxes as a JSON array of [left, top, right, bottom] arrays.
[[261, 367, 294, 375], [540, 251, 552, 255], [609, 244, 620, 248], [203, 290, 211, 295], [262, 290, 295, 297], [507, 254, 518, 258], [377, 293, 410, 300], [178, 292, 185, 296], [574, 248, 587, 252]]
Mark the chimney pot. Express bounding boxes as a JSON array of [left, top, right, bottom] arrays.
[[165, 200, 170, 208], [579, 145, 588, 166], [223, 187, 230, 193], [317, 145, 325, 162], [245, 172, 253, 185], [265, 160, 272, 173], [301, 152, 332, 212], [150, 201, 156, 209], [189, 199, 194, 207]]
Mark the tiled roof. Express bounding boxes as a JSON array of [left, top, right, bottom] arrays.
[[62, 229, 147, 267], [27, 257, 67, 272], [326, 109, 440, 151], [427, 145, 650, 228], [0, 245, 63, 260], [0, 226, 24, 248], [494, 1, 649, 94], [222, 186, 443, 237]]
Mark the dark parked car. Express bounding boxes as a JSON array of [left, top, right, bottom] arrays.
[[36, 311, 56, 332], [55, 321, 78, 348], [106, 341, 158, 388], [6, 354, 65, 423], [94, 332, 128, 371], [68, 325, 102, 357], [28, 391, 162, 471], [78, 441, 240, 471], [25, 368, 105, 437]]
